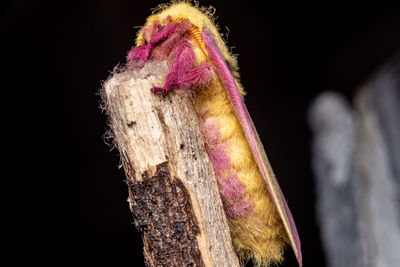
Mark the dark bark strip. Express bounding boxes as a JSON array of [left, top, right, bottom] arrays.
[[126, 161, 204, 267]]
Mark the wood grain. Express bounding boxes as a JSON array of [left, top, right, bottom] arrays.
[[103, 61, 241, 267]]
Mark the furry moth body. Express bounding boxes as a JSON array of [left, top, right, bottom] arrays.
[[127, 2, 302, 266]]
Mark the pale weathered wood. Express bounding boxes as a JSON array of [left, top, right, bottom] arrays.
[[103, 61, 241, 267]]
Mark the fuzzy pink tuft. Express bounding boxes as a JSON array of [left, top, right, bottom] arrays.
[[172, 62, 212, 90], [151, 22, 191, 61], [225, 198, 254, 220], [208, 144, 231, 176], [127, 44, 147, 64], [218, 174, 246, 202], [202, 118, 221, 146], [142, 21, 162, 43], [153, 39, 194, 92], [141, 23, 181, 62]]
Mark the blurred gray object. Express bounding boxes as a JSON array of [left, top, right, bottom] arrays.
[[309, 52, 400, 267]]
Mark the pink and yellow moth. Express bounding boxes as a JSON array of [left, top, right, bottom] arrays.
[[127, 2, 302, 266]]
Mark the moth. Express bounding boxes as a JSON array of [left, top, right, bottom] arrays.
[[127, 2, 302, 266]]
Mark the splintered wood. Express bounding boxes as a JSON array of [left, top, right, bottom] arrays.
[[103, 61, 240, 267]]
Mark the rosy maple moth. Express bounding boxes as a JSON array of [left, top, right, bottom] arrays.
[[127, 1, 302, 266]]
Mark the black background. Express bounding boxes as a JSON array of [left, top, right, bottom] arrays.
[[3, 0, 400, 266]]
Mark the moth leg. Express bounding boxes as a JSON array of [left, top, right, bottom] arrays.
[[127, 22, 191, 67], [172, 61, 213, 90], [127, 23, 181, 63], [153, 39, 195, 93], [150, 22, 191, 60], [140, 23, 180, 61], [126, 44, 146, 64]]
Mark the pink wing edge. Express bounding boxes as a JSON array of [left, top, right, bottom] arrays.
[[202, 28, 302, 266]]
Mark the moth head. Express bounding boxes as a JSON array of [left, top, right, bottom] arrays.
[[134, 1, 243, 94]]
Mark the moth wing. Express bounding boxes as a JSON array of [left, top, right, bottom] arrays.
[[202, 28, 302, 266]]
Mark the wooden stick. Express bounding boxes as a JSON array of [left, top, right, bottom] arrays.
[[103, 61, 241, 267]]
